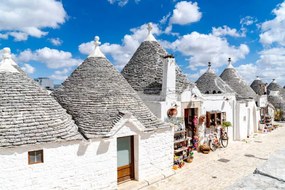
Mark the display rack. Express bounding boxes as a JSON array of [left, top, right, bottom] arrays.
[[173, 129, 192, 168]]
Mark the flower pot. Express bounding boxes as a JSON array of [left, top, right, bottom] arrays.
[[173, 165, 179, 170], [186, 157, 194, 163]]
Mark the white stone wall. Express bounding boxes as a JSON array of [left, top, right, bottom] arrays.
[[235, 100, 258, 140], [137, 128, 174, 181], [143, 100, 182, 121], [0, 140, 117, 190], [0, 115, 174, 190], [201, 94, 235, 141], [258, 95, 268, 107], [236, 102, 248, 140], [161, 58, 176, 102], [113, 117, 174, 183]]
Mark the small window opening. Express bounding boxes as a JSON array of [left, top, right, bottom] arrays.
[[28, 150, 44, 165]]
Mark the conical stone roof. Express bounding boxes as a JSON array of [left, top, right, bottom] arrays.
[[250, 77, 267, 96], [53, 37, 165, 139], [220, 59, 257, 100], [0, 48, 81, 147], [267, 79, 285, 99], [196, 62, 235, 94], [121, 26, 192, 95], [268, 95, 285, 111], [267, 79, 281, 94]]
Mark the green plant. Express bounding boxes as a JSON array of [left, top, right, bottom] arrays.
[[222, 121, 232, 128], [189, 151, 194, 158]]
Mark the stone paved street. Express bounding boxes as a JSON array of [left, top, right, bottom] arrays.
[[119, 122, 285, 190]]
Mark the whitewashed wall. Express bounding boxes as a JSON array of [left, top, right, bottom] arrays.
[[258, 95, 268, 107], [0, 116, 173, 190], [235, 100, 258, 140], [201, 94, 235, 141], [143, 100, 182, 121], [112, 115, 174, 183], [0, 139, 117, 190]]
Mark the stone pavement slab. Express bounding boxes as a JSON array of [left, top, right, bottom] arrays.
[[119, 123, 285, 190]]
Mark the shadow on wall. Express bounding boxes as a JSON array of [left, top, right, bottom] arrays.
[[97, 140, 111, 155], [77, 142, 89, 156], [77, 139, 111, 156], [1, 141, 81, 156]]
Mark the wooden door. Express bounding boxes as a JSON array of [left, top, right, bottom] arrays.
[[117, 136, 134, 183]]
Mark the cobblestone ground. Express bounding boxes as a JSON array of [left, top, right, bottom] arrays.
[[120, 122, 285, 190], [143, 123, 285, 190]]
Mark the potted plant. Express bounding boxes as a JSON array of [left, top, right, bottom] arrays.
[[222, 121, 232, 128], [186, 151, 194, 163]]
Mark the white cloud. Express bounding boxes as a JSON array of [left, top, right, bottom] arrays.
[[18, 47, 82, 69], [240, 16, 257, 26], [258, 47, 285, 66], [50, 68, 69, 81], [254, 3, 285, 85], [79, 23, 161, 69], [254, 47, 285, 84], [21, 63, 35, 74], [108, 0, 140, 7], [49, 38, 63, 46], [169, 1, 202, 25], [0, 33, 8, 39], [171, 31, 250, 70], [259, 2, 285, 46], [8, 32, 28, 41], [235, 63, 258, 84], [108, 0, 128, 7], [233, 48, 285, 85], [160, 13, 171, 24], [0, 0, 67, 40], [212, 25, 244, 37], [165, 1, 201, 33]]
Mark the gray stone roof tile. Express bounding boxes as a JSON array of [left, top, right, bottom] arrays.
[[121, 41, 193, 95], [53, 57, 165, 139], [196, 69, 235, 94], [267, 80, 285, 98], [250, 79, 267, 96], [0, 70, 82, 147], [220, 68, 258, 100]]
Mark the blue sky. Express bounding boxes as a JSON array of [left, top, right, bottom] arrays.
[[0, 0, 285, 86]]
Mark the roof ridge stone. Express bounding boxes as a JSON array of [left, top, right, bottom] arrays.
[[0, 47, 19, 73], [88, 36, 106, 58]]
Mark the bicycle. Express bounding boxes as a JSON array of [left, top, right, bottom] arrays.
[[206, 127, 229, 151], [206, 131, 220, 151], [220, 127, 229, 148]]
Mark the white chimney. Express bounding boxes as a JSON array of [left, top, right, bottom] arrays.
[[161, 55, 176, 101]]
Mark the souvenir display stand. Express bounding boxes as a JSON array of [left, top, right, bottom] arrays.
[[173, 127, 192, 169], [168, 108, 195, 170]]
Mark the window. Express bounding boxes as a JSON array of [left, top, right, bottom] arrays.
[[28, 150, 43, 164], [206, 111, 225, 128]]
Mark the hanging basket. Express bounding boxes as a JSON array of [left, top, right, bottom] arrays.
[[167, 108, 178, 118]]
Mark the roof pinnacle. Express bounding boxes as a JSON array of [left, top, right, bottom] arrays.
[[88, 36, 106, 58], [3, 47, 12, 59], [94, 36, 101, 47], [0, 47, 19, 73], [147, 23, 153, 34], [207, 62, 215, 73], [227, 57, 234, 68], [145, 22, 157, 42]]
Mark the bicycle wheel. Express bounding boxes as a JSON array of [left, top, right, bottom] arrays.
[[220, 134, 228, 148], [209, 140, 217, 151]]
